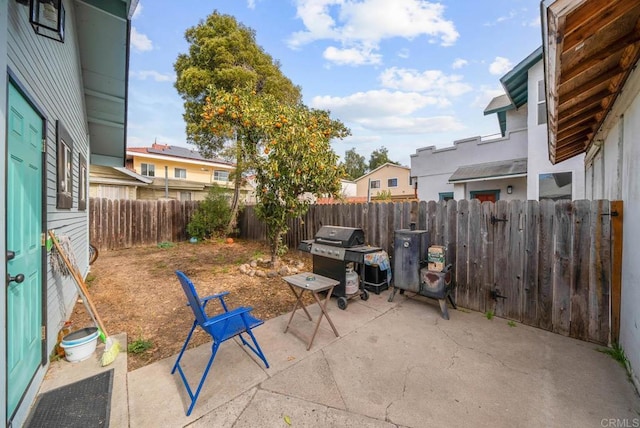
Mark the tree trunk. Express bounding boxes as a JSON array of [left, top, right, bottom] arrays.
[[225, 138, 243, 236]]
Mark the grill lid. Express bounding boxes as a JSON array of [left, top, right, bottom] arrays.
[[314, 226, 365, 247]]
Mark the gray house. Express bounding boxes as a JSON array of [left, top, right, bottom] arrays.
[[1, 0, 135, 425], [542, 0, 640, 392], [411, 48, 585, 202]]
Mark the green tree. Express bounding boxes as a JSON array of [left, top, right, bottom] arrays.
[[186, 184, 232, 240], [368, 146, 399, 171], [174, 11, 301, 235], [341, 148, 367, 180]]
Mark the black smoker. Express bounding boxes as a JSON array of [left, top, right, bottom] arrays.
[[298, 226, 382, 298], [388, 229, 457, 319]]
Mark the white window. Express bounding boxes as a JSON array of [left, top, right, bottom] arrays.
[[537, 80, 547, 125], [370, 180, 380, 189], [141, 163, 155, 177], [388, 178, 398, 188], [214, 170, 229, 181], [175, 168, 186, 179], [179, 191, 191, 201], [539, 172, 572, 201]]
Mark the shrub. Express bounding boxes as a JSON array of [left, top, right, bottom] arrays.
[[187, 185, 232, 240]]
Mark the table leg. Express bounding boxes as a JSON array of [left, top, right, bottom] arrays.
[[284, 284, 312, 334], [307, 285, 339, 350]]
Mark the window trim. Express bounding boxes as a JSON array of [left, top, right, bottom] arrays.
[[213, 170, 229, 182], [439, 192, 454, 201], [174, 167, 187, 179], [537, 79, 547, 125], [387, 177, 398, 188], [78, 154, 87, 211], [141, 162, 155, 177], [56, 120, 73, 209], [370, 179, 381, 189]]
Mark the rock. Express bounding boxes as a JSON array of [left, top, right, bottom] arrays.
[[239, 264, 250, 274], [296, 261, 305, 270], [249, 260, 258, 268], [266, 270, 278, 278], [290, 267, 299, 274], [255, 270, 267, 278], [248, 270, 255, 277], [278, 266, 290, 276]]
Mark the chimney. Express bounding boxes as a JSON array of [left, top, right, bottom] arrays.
[[152, 142, 169, 151]]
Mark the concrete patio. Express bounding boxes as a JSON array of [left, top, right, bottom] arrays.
[[40, 289, 639, 427]]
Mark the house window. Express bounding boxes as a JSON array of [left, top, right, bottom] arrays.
[[214, 170, 229, 182], [439, 192, 454, 201], [56, 121, 73, 209], [539, 172, 572, 201], [141, 163, 155, 177], [370, 180, 380, 189], [78, 154, 87, 211], [537, 79, 547, 125], [179, 191, 191, 201], [388, 178, 398, 188], [175, 168, 186, 179]]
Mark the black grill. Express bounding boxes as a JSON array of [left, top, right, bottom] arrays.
[[298, 226, 380, 297]]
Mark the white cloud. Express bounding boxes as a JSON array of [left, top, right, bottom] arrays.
[[132, 2, 142, 20], [379, 67, 472, 97], [526, 16, 540, 27], [288, 0, 459, 65], [312, 90, 442, 120], [397, 48, 410, 59], [452, 58, 468, 69], [472, 85, 506, 109], [489, 57, 513, 76], [357, 115, 465, 134], [130, 70, 174, 82], [323, 46, 382, 66], [131, 27, 153, 52], [484, 10, 517, 26]]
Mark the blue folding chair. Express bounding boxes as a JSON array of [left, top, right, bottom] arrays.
[[172, 270, 269, 416]]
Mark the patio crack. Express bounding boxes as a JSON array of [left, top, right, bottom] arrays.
[[437, 325, 531, 375]]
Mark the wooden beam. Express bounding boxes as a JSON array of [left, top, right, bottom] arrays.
[[611, 200, 623, 343], [558, 65, 622, 101]]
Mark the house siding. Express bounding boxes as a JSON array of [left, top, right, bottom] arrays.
[[5, 1, 91, 425], [355, 164, 414, 200], [586, 63, 640, 391]]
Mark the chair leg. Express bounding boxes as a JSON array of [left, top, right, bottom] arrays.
[[239, 331, 269, 369], [185, 342, 220, 416], [172, 320, 197, 374]]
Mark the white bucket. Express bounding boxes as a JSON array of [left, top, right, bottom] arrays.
[[60, 327, 99, 363]]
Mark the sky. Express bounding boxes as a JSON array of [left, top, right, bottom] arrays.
[[127, 0, 543, 167]]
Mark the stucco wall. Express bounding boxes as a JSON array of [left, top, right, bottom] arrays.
[[526, 61, 585, 200], [411, 130, 528, 202], [355, 164, 413, 199], [588, 62, 640, 391]]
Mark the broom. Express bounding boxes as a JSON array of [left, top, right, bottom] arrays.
[[49, 231, 120, 366]]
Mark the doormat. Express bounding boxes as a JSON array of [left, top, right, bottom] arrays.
[[25, 369, 113, 428]]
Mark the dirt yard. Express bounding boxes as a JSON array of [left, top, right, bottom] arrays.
[[68, 239, 314, 371]]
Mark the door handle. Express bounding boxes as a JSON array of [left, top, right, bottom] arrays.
[[7, 273, 25, 285], [7, 250, 15, 260]]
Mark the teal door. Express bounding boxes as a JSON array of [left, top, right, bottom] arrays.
[[6, 82, 44, 418]]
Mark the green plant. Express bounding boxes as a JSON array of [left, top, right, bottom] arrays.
[[157, 241, 174, 249], [128, 338, 153, 354], [485, 310, 494, 320], [85, 273, 96, 287], [507, 321, 516, 327], [597, 342, 628, 369], [187, 185, 232, 240]]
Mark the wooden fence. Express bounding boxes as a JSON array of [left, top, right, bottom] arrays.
[[89, 198, 199, 250], [89, 197, 617, 345], [239, 199, 616, 345]]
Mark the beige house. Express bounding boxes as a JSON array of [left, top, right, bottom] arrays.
[[89, 164, 151, 200], [355, 163, 415, 201]]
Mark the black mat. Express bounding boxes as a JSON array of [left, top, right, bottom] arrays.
[[25, 369, 113, 428]]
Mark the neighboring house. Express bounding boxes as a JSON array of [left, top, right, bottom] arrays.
[[411, 47, 585, 202], [125, 142, 252, 201], [355, 163, 415, 201], [1, 0, 135, 426], [542, 0, 640, 391], [89, 164, 151, 200], [315, 179, 357, 204]]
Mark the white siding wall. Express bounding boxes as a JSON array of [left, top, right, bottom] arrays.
[[587, 62, 640, 391], [6, 1, 90, 425], [411, 130, 528, 201], [526, 61, 585, 200]]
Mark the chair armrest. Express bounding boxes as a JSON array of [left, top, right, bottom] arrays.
[[201, 306, 254, 327], [201, 291, 230, 303]]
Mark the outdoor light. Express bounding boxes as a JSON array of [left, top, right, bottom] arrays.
[[30, 0, 65, 43], [507, 185, 513, 194]]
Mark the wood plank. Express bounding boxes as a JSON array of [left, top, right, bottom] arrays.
[[418, 200, 428, 230], [467, 199, 483, 312], [427, 200, 437, 245], [445, 200, 457, 279], [553, 200, 572, 336], [611, 200, 623, 343], [455, 199, 469, 308], [570, 199, 590, 341], [523, 200, 540, 326], [493, 200, 510, 319], [538, 200, 555, 331], [479, 201, 494, 315], [508, 200, 525, 321], [589, 200, 611, 345]]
